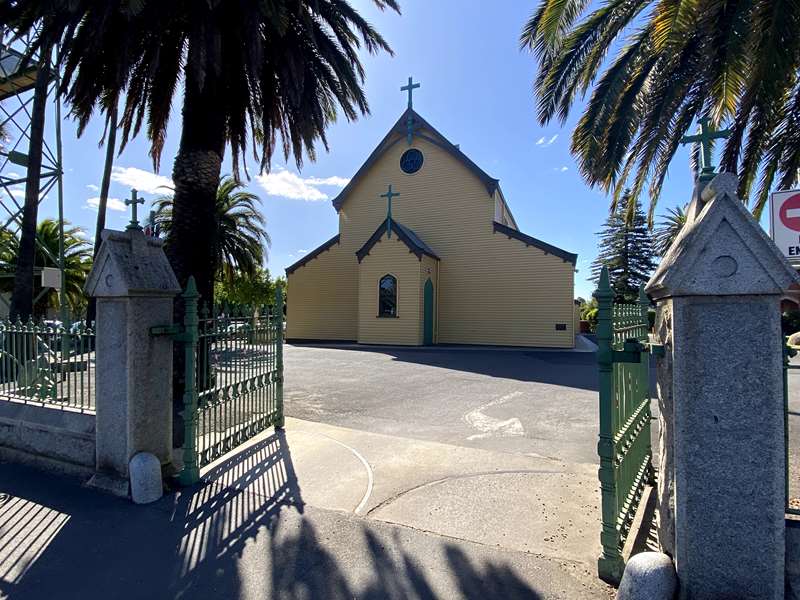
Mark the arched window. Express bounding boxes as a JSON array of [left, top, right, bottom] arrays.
[[378, 274, 397, 317]]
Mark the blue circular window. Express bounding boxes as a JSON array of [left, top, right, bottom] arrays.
[[400, 149, 424, 174]]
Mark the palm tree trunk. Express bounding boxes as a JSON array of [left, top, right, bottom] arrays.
[[86, 103, 118, 326], [166, 61, 226, 449], [9, 41, 52, 322]]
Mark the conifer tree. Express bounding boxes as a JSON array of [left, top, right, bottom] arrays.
[[591, 192, 657, 302]]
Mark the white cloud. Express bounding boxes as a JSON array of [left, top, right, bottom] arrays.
[[86, 184, 100, 192], [536, 134, 558, 148], [110, 167, 173, 195], [255, 167, 349, 202], [560, 166, 568, 172], [85, 197, 127, 212], [297, 249, 308, 255], [305, 176, 351, 187]]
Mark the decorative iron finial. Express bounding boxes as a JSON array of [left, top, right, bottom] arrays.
[[680, 116, 731, 182], [380, 184, 400, 239], [125, 188, 145, 231]]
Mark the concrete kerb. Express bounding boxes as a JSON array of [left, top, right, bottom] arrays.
[[285, 334, 598, 354]]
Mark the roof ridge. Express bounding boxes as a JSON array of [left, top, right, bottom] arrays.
[[356, 218, 439, 263], [493, 221, 578, 265]]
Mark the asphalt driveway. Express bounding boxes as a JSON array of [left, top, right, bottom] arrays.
[[284, 343, 603, 465]]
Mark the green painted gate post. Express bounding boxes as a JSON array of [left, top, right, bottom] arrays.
[[595, 267, 623, 584], [275, 284, 285, 429], [639, 285, 656, 485], [179, 277, 200, 486]]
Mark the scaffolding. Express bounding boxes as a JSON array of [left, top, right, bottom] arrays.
[[0, 26, 66, 322]]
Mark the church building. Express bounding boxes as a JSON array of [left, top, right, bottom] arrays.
[[286, 80, 578, 348]]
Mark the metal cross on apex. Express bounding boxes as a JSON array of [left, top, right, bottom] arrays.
[[680, 116, 731, 182], [125, 188, 145, 231], [401, 76, 420, 109], [381, 184, 400, 239]]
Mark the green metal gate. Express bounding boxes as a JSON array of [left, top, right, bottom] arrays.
[[170, 278, 284, 485], [594, 267, 655, 584]]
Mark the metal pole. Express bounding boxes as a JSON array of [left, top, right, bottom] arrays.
[[179, 277, 200, 486]]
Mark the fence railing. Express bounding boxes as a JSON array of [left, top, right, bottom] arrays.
[[0, 318, 95, 413], [177, 279, 284, 485]]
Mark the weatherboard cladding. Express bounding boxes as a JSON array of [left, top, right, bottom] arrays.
[[331, 108, 499, 212], [356, 218, 439, 263], [492, 222, 578, 265], [285, 234, 340, 275]]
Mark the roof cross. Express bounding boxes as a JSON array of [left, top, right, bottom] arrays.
[[401, 76, 420, 110], [380, 184, 400, 239], [125, 189, 145, 231], [680, 116, 731, 182]]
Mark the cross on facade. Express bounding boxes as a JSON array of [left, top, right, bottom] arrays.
[[380, 184, 400, 239], [680, 116, 731, 182], [125, 188, 145, 231], [401, 76, 420, 109]]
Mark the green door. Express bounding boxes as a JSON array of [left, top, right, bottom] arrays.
[[423, 278, 434, 345]]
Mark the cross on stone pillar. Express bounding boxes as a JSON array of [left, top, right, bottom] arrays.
[[125, 189, 145, 231], [680, 116, 731, 182], [380, 184, 400, 239]]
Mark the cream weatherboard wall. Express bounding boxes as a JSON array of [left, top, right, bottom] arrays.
[[286, 121, 576, 348], [285, 241, 357, 341], [357, 233, 424, 345]]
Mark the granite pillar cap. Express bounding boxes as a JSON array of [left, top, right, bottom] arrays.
[[84, 228, 181, 298], [646, 172, 800, 300]]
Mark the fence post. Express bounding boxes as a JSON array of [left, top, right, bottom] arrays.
[[275, 284, 284, 429], [179, 277, 200, 486], [594, 266, 623, 583]]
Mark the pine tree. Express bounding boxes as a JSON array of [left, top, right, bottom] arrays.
[[591, 192, 657, 302]]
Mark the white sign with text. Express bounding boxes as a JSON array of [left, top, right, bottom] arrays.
[[770, 189, 800, 264]]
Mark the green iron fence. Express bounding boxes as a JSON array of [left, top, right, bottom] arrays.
[[177, 278, 284, 485], [783, 338, 800, 516], [0, 318, 95, 412], [594, 267, 655, 584]]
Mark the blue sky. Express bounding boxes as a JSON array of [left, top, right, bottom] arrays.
[[13, 0, 706, 300]]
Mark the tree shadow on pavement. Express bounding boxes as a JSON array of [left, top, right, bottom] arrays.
[[0, 430, 545, 600]]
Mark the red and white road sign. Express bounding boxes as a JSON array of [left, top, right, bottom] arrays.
[[771, 189, 800, 262]]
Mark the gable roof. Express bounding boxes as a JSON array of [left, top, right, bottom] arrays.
[[285, 234, 340, 275], [356, 218, 439, 263], [493, 221, 578, 265], [332, 108, 500, 212]]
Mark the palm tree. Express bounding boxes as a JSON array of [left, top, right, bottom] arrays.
[[85, 102, 118, 326], [153, 177, 270, 285], [653, 206, 688, 257], [4, 0, 399, 307], [521, 0, 800, 221], [1, 219, 92, 318]]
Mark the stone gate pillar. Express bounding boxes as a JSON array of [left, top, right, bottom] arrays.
[[84, 227, 181, 496], [646, 173, 799, 598]]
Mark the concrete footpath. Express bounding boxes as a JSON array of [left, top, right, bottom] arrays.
[[0, 418, 613, 599]]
